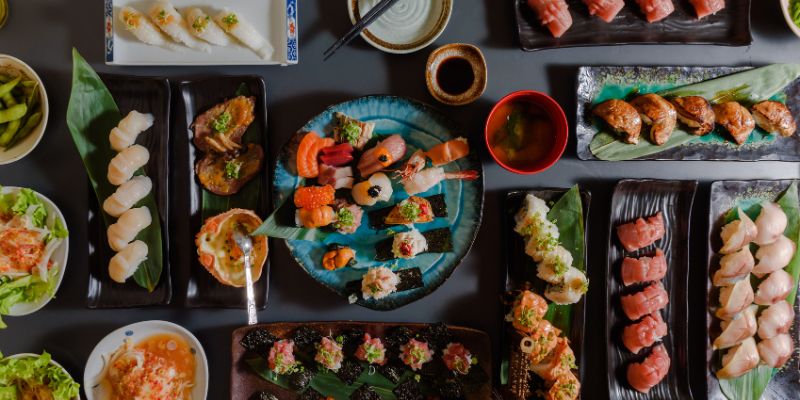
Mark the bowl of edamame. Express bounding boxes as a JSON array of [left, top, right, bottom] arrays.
[[0, 54, 48, 165]]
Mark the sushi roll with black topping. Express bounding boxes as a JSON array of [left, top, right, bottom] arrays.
[[288, 369, 315, 391], [379, 362, 404, 384], [240, 328, 278, 354], [350, 384, 381, 400], [420, 322, 452, 351], [250, 392, 278, 400], [335, 359, 365, 385], [338, 328, 366, 354], [293, 326, 323, 350], [393, 380, 423, 400], [439, 377, 465, 399], [384, 326, 414, 354], [298, 388, 325, 400]]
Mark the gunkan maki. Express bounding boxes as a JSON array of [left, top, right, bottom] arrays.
[[335, 359, 365, 385], [240, 328, 278, 354], [393, 379, 423, 400], [288, 369, 316, 390], [350, 384, 381, 400]]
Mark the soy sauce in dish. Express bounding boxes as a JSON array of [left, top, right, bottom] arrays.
[[488, 100, 555, 170], [437, 57, 474, 95]]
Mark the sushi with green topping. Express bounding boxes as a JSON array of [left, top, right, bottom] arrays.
[[315, 337, 345, 371], [399, 339, 434, 371]]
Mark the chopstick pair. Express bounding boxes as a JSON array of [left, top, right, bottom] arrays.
[[323, 0, 401, 61]]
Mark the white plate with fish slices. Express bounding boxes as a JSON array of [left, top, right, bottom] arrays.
[[83, 320, 209, 400], [104, 0, 298, 65]]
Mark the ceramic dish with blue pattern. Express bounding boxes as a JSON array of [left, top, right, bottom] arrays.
[[266, 95, 484, 311]]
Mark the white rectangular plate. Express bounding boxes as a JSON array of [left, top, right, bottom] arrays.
[[104, 0, 298, 65]]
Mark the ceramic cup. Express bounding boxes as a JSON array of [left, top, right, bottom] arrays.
[[425, 43, 487, 106]]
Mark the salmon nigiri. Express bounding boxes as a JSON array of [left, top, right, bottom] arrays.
[[527, 0, 573, 38], [621, 282, 669, 321], [689, 0, 725, 19], [297, 131, 335, 178], [426, 137, 470, 167], [622, 312, 668, 354], [582, 0, 625, 22], [616, 212, 665, 252], [635, 0, 675, 23], [627, 344, 670, 393]]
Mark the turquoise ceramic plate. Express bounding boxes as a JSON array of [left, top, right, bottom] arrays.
[[273, 95, 484, 310]]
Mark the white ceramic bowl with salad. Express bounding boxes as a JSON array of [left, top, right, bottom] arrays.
[[0, 54, 49, 165], [781, 0, 800, 38], [1, 352, 81, 399], [0, 186, 68, 325]]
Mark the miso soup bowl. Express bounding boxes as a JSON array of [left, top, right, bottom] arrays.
[[484, 90, 568, 175]]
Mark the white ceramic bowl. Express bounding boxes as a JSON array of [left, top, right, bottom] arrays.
[[4, 186, 69, 317], [781, 0, 800, 38], [347, 0, 453, 54], [5, 353, 80, 400], [0, 55, 49, 165], [83, 320, 209, 400]]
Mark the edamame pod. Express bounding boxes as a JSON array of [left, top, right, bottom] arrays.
[[0, 77, 19, 97], [4, 111, 41, 148], [0, 103, 26, 123]]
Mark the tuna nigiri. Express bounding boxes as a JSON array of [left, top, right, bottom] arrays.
[[296, 132, 335, 179], [689, 0, 725, 19], [527, 0, 573, 38], [357, 135, 407, 177], [621, 282, 669, 321], [622, 312, 667, 354], [621, 248, 668, 286], [635, 0, 675, 23], [582, 0, 625, 23], [616, 212, 665, 252], [627, 344, 670, 393]]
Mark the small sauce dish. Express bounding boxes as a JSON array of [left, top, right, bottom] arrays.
[[425, 43, 487, 106]]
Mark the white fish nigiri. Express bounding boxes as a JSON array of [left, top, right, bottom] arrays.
[[109, 240, 148, 283], [720, 208, 758, 254], [215, 8, 274, 59], [108, 145, 149, 186], [148, 1, 211, 53], [110, 110, 154, 151], [754, 269, 794, 305], [185, 7, 230, 46], [713, 246, 754, 287], [716, 278, 754, 321], [757, 333, 794, 368], [107, 207, 152, 251], [713, 305, 757, 350], [717, 337, 759, 379], [753, 235, 796, 277], [103, 176, 153, 218], [754, 202, 788, 246], [118, 6, 170, 47], [757, 300, 795, 339]]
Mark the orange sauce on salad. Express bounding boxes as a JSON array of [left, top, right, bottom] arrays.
[[488, 100, 554, 170], [134, 334, 195, 398]]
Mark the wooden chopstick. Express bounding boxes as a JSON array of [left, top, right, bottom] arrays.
[[323, 0, 401, 60]]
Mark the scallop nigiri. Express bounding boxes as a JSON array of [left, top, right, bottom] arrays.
[[103, 176, 152, 218], [757, 300, 794, 339], [616, 212, 665, 252], [689, 0, 725, 18], [717, 337, 759, 379], [108, 240, 148, 283], [627, 344, 670, 393], [621, 248, 668, 286], [108, 144, 150, 186], [118, 7, 172, 48], [526, 0, 573, 38], [215, 8, 274, 59], [754, 202, 788, 246], [622, 312, 667, 354], [753, 235, 796, 277], [352, 173, 393, 207], [715, 278, 754, 321], [582, 0, 625, 22], [713, 305, 757, 350], [635, 0, 675, 23], [621, 282, 669, 321], [185, 7, 230, 46], [110, 110, 154, 152], [107, 207, 152, 252], [719, 208, 758, 254], [712, 246, 754, 287], [754, 269, 794, 305], [148, 1, 211, 52], [757, 333, 794, 368]]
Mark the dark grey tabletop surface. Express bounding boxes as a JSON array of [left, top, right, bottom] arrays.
[[0, 1, 798, 399]]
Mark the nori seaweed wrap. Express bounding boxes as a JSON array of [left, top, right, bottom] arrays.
[[384, 326, 414, 354], [378, 362, 405, 384], [439, 378, 465, 399], [293, 326, 322, 350], [240, 328, 278, 354], [335, 359, 365, 385], [349, 384, 381, 400], [393, 379, 423, 400], [288, 369, 316, 390], [375, 227, 453, 261], [338, 328, 366, 354], [298, 388, 325, 400], [420, 322, 452, 351]]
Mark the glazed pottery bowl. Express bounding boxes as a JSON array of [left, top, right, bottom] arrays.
[[425, 43, 487, 106]]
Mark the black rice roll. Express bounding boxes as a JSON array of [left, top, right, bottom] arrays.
[[288, 369, 316, 390], [335, 359, 365, 385], [293, 326, 323, 351], [393, 379, 423, 400], [438, 378, 465, 399], [350, 384, 381, 400], [298, 388, 325, 400], [239, 328, 278, 354], [420, 322, 452, 351], [378, 361, 405, 384]]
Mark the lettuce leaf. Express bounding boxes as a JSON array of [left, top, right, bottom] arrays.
[[0, 352, 80, 400], [0, 268, 58, 329]]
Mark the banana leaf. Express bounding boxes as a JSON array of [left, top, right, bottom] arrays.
[[590, 64, 800, 161], [717, 182, 800, 400], [66, 48, 163, 292]]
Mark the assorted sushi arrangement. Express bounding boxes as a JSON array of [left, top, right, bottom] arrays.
[[231, 322, 492, 400]]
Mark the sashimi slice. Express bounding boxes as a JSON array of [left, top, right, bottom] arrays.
[[635, 0, 675, 23], [689, 0, 725, 19], [622, 312, 668, 354], [621, 248, 668, 286], [627, 344, 670, 393], [582, 0, 625, 22], [616, 212, 665, 252], [527, 0, 573, 38]]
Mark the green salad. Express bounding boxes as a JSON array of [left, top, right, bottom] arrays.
[[0, 187, 67, 329], [0, 352, 80, 400]]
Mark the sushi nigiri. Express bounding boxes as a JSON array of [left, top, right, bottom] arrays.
[[529, 337, 576, 381], [357, 135, 407, 178], [620, 282, 669, 321], [712, 246, 754, 287], [108, 240, 148, 283], [757, 333, 794, 368], [635, 0, 675, 23], [426, 137, 470, 167], [295, 206, 335, 229], [719, 208, 757, 254], [713, 305, 756, 350], [715, 278, 754, 321], [622, 312, 667, 354], [751, 101, 797, 137], [148, 1, 211, 53], [581, 0, 625, 23], [630, 93, 677, 146], [318, 165, 354, 190], [185, 7, 230, 46], [626, 344, 670, 393], [621, 248, 668, 286], [107, 207, 152, 252], [521, 320, 562, 364], [103, 175, 152, 218], [109, 110, 154, 152], [514, 194, 554, 236], [689, 0, 725, 19], [757, 300, 794, 339], [714, 102, 755, 145], [717, 337, 759, 379], [753, 235, 796, 277], [118, 6, 172, 48], [670, 96, 715, 136], [215, 8, 274, 59], [401, 167, 479, 196], [754, 269, 794, 305], [527, 0, 573, 38], [108, 144, 150, 186], [333, 112, 374, 150], [592, 99, 642, 145], [754, 202, 788, 246], [616, 212, 665, 253], [621, 282, 669, 321], [352, 173, 393, 206], [544, 267, 589, 305]]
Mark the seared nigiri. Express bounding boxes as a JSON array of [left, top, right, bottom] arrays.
[[689, 0, 725, 18], [527, 0, 573, 38], [635, 0, 675, 23], [148, 1, 211, 52], [333, 112, 374, 150], [753, 235, 796, 277], [757, 334, 793, 368], [627, 344, 670, 393], [185, 7, 231, 46], [537, 245, 573, 284], [523, 320, 562, 364], [630, 93, 677, 145], [754, 269, 794, 305], [545, 371, 581, 400], [581, 0, 625, 22], [717, 337, 759, 379], [712, 246, 754, 287], [621, 282, 669, 321], [616, 212, 665, 252], [621, 248, 668, 286], [357, 135, 407, 177], [719, 208, 757, 254], [752, 101, 797, 137], [670, 96, 715, 136], [754, 202, 788, 246], [757, 300, 794, 339], [715, 279, 754, 321], [622, 312, 667, 354], [593, 99, 642, 145], [713, 305, 756, 350], [714, 102, 756, 145], [215, 8, 274, 59]]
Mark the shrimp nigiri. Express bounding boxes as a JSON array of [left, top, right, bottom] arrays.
[[402, 167, 479, 196]]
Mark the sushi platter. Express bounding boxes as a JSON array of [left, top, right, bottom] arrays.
[[6, 1, 800, 400]]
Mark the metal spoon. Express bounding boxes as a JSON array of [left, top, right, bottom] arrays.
[[232, 225, 258, 325]]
